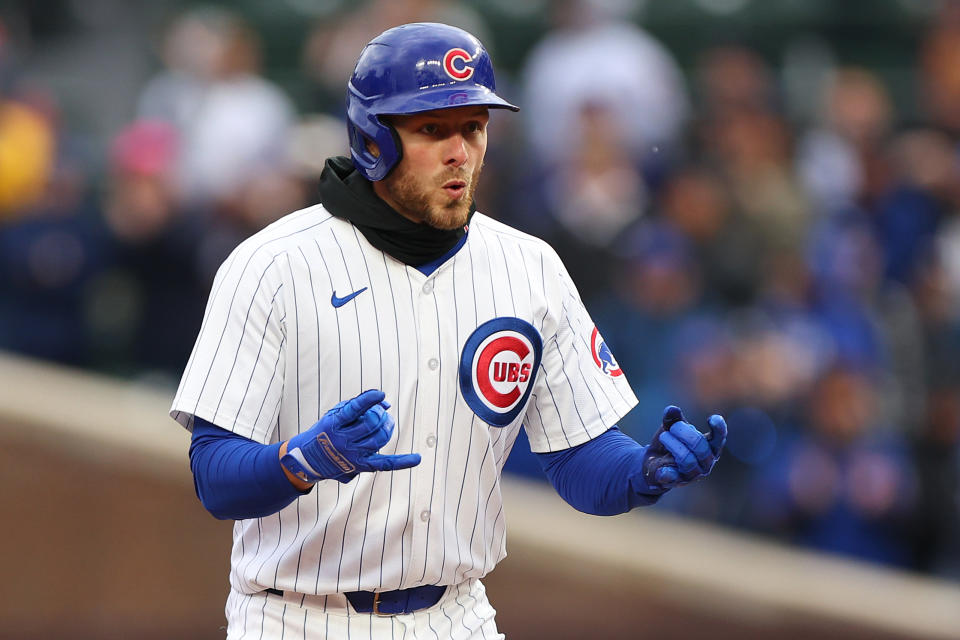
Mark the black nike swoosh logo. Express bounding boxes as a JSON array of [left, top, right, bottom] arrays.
[[331, 287, 368, 308]]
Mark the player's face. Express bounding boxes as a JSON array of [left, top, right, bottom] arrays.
[[374, 106, 489, 230]]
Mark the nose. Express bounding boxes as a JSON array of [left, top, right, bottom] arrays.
[[444, 134, 468, 167]]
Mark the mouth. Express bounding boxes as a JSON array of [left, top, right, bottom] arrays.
[[442, 179, 467, 200]]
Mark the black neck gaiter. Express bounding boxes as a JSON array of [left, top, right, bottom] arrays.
[[317, 156, 473, 267]]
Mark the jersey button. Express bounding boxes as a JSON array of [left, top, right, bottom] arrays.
[[426, 434, 437, 447], [422, 281, 434, 294], [420, 510, 431, 522], [427, 357, 439, 370]]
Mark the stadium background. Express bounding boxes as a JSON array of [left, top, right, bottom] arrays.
[[1, 0, 959, 637]]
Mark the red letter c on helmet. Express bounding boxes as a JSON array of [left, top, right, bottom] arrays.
[[443, 48, 474, 81]]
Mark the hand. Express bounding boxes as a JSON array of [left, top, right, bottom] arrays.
[[634, 405, 727, 494], [280, 389, 421, 484]]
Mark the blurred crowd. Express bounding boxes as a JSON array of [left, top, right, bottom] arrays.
[[1, 0, 958, 580]]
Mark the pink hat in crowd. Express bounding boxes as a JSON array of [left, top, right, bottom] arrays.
[[109, 120, 178, 176]]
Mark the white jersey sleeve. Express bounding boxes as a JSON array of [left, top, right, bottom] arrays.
[[170, 241, 287, 444], [522, 247, 638, 453]]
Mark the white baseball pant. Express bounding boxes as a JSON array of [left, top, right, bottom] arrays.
[[224, 578, 504, 639]]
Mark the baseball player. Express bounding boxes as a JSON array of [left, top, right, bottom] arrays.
[[171, 22, 727, 639]]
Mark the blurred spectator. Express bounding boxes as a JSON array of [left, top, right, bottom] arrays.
[[0, 99, 54, 219], [137, 6, 294, 208], [658, 165, 765, 306], [87, 119, 208, 378], [714, 107, 809, 250], [514, 99, 649, 295], [696, 47, 809, 256], [0, 97, 106, 366], [797, 68, 895, 215], [194, 113, 346, 286], [745, 246, 833, 417], [936, 213, 960, 320], [520, 0, 689, 168], [807, 210, 926, 434], [919, 0, 960, 135], [696, 44, 777, 118], [807, 214, 889, 369], [301, 0, 491, 112], [749, 363, 918, 568], [876, 128, 956, 286], [726, 313, 824, 422], [285, 113, 350, 181], [909, 247, 960, 578], [509, 0, 689, 296], [544, 101, 647, 248], [0, 20, 56, 221]]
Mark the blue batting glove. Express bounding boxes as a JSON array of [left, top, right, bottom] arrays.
[[634, 405, 685, 494], [636, 406, 727, 493], [659, 407, 727, 484], [281, 389, 422, 484]]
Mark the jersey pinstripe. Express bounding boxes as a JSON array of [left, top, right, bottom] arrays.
[[170, 204, 637, 598]]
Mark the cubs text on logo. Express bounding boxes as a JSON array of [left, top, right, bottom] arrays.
[[459, 318, 543, 427], [443, 47, 475, 81], [591, 326, 623, 377]]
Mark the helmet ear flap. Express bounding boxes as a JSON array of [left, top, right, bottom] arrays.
[[347, 121, 377, 173], [348, 110, 403, 181]]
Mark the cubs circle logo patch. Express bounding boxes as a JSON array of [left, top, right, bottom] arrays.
[[591, 327, 623, 377], [460, 318, 542, 427], [443, 48, 475, 81]]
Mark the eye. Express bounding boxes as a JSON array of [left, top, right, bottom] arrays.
[[419, 123, 439, 135], [465, 121, 485, 134]]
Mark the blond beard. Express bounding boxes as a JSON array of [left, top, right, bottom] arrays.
[[382, 162, 482, 230]]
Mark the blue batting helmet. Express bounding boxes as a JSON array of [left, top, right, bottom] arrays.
[[346, 22, 518, 181]]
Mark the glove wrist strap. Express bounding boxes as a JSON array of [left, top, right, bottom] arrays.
[[280, 446, 325, 484]]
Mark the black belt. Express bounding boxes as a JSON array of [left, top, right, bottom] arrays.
[[265, 585, 447, 616]]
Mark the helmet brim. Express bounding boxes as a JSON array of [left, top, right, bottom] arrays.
[[370, 85, 519, 116]]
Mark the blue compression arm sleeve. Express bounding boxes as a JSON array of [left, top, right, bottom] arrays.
[[189, 418, 308, 520], [534, 427, 663, 516]]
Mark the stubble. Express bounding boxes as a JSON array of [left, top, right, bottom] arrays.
[[383, 162, 483, 230]]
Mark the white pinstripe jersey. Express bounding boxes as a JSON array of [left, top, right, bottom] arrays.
[[170, 204, 637, 597]]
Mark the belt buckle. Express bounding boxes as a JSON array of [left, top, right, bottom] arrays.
[[372, 591, 388, 616]]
